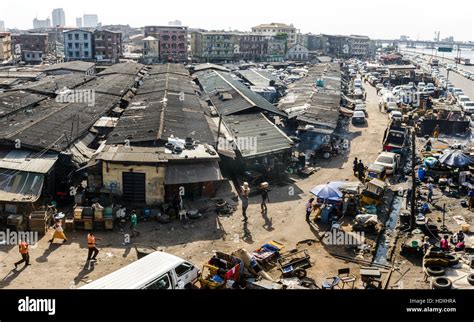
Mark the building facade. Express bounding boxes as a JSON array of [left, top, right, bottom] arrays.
[[286, 43, 309, 61], [33, 18, 51, 29], [142, 36, 159, 64], [239, 33, 267, 62], [12, 33, 49, 64], [321, 34, 371, 58], [0, 32, 12, 61], [76, 18, 83, 28], [83, 14, 99, 28], [144, 25, 188, 62], [264, 36, 287, 62], [251, 22, 298, 46], [191, 31, 240, 63], [94, 30, 122, 63], [348, 35, 370, 57], [0, 21, 5, 32], [64, 29, 94, 61], [52, 8, 66, 27]]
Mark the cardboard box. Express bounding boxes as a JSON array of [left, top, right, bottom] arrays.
[[74, 207, 83, 220]]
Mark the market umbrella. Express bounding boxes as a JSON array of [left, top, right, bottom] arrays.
[[310, 184, 343, 201], [439, 150, 473, 168], [423, 157, 438, 168]]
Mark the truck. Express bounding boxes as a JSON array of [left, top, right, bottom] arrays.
[[382, 122, 407, 154]]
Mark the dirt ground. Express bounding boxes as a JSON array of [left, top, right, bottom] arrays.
[[0, 83, 432, 289]]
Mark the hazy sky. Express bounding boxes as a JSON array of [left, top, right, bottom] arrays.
[[2, 0, 473, 41]]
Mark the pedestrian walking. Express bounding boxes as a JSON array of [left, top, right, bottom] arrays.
[[260, 183, 270, 213], [305, 198, 315, 222], [406, 188, 412, 209], [427, 182, 434, 203], [130, 210, 139, 237], [241, 182, 250, 222], [353, 157, 358, 176], [357, 160, 365, 181], [432, 125, 440, 139], [49, 219, 67, 243], [364, 91, 367, 100], [86, 232, 102, 262], [14, 240, 30, 269], [422, 236, 431, 255]]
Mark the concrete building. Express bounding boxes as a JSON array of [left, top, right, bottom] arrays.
[[348, 35, 370, 58], [76, 18, 83, 28], [0, 21, 5, 32], [144, 25, 188, 62], [306, 33, 324, 51], [265, 36, 287, 62], [142, 36, 159, 64], [83, 14, 99, 28], [0, 32, 12, 62], [94, 30, 123, 63], [12, 33, 49, 64], [52, 8, 66, 27], [239, 33, 268, 62], [286, 43, 309, 61], [33, 18, 51, 29], [64, 29, 94, 61], [191, 31, 240, 63], [251, 22, 298, 46]]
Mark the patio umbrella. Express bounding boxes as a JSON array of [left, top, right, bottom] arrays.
[[439, 150, 473, 168], [310, 184, 343, 201], [423, 157, 438, 168]]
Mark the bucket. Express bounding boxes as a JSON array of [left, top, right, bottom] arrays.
[[104, 207, 113, 218], [461, 224, 470, 233], [411, 240, 419, 248]]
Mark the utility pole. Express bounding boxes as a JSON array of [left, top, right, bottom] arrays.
[[215, 114, 222, 153], [410, 128, 416, 230]]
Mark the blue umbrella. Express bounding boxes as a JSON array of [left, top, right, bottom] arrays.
[[439, 150, 473, 168], [310, 184, 343, 201]]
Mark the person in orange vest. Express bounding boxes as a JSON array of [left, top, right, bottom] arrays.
[[14, 240, 30, 269], [86, 232, 102, 262]]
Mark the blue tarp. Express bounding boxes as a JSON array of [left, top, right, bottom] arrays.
[[439, 150, 473, 168], [310, 184, 343, 201]]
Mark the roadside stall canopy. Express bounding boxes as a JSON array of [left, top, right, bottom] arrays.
[[310, 184, 343, 201], [439, 150, 473, 168], [328, 181, 363, 194], [0, 170, 44, 202], [165, 162, 224, 185]]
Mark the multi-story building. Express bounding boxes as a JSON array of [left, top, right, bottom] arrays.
[[144, 25, 188, 62], [286, 43, 309, 61], [239, 33, 268, 62], [33, 18, 51, 29], [0, 32, 12, 61], [94, 29, 123, 63], [306, 33, 324, 51], [348, 35, 370, 58], [0, 21, 5, 32], [12, 33, 49, 64], [320, 34, 371, 58], [264, 36, 287, 62], [52, 8, 66, 27], [64, 29, 94, 61], [191, 31, 240, 63], [251, 22, 298, 46], [76, 18, 83, 28], [83, 14, 99, 28], [142, 36, 159, 64]]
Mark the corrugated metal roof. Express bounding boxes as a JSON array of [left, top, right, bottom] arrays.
[[0, 170, 44, 202], [238, 69, 283, 87], [0, 149, 58, 173], [222, 113, 293, 158], [97, 62, 144, 76], [197, 70, 286, 117], [165, 161, 223, 184], [43, 61, 95, 73], [12, 74, 94, 95], [0, 91, 47, 119]]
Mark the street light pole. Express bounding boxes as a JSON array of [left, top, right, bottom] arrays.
[[410, 128, 416, 230]]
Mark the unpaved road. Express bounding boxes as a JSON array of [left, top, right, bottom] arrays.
[[1, 83, 399, 289]]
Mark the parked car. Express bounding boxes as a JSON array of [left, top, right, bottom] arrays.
[[352, 110, 366, 124], [355, 104, 367, 116], [457, 95, 471, 107], [386, 102, 399, 113], [374, 152, 399, 174], [462, 101, 474, 114], [453, 88, 464, 98], [389, 110, 403, 122]]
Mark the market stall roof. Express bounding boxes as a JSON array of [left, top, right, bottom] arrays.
[[165, 162, 223, 185], [439, 150, 473, 167], [0, 150, 58, 174], [310, 183, 343, 201], [0, 170, 44, 202]]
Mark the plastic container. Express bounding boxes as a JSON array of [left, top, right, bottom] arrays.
[[74, 207, 83, 220], [143, 208, 151, 218], [411, 240, 419, 248], [104, 207, 113, 218], [82, 207, 93, 218]]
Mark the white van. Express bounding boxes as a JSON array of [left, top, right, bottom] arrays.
[[79, 251, 200, 289], [379, 92, 395, 110]]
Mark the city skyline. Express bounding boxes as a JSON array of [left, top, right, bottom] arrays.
[[1, 0, 473, 41]]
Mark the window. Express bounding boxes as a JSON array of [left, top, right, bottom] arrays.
[[68, 51, 73, 57], [84, 34, 88, 40], [175, 263, 193, 277], [68, 43, 72, 49], [68, 34, 72, 40], [75, 34, 79, 40], [75, 51, 80, 57], [75, 43, 79, 49], [145, 274, 171, 290], [84, 51, 89, 57], [84, 43, 89, 48]]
